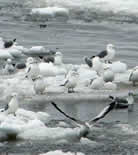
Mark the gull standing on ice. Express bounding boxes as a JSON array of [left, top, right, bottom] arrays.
[[54, 51, 63, 66], [33, 75, 46, 95], [1, 93, 18, 116], [4, 58, 15, 74], [60, 71, 79, 93], [90, 76, 104, 90], [103, 66, 114, 82], [25, 57, 40, 81], [95, 44, 116, 63], [92, 56, 103, 75]]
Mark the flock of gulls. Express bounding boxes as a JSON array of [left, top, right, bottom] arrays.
[[0, 37, 137, 154]]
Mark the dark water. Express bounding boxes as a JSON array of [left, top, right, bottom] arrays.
[[0, 0, 138, 68], [1, 0, 138, 154]]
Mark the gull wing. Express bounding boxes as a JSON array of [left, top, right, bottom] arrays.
[[84, 57, 92, 68], [60, 80, 69, 86], [4, 103, 9, 111], [1, 103, 9, 112], [88, 101, 116, 124], [97, 50, 107, 58], [44, 56, 55, 63], [116, 97, 128, 104], [129, 71, 134, 81], [51, 102, 85, 126], [26, 66, 31, 74]]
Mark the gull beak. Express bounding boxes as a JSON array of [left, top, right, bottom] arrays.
[[32, 77, 38, 81]]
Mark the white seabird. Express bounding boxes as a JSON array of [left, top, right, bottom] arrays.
[[51, 100, 118, 139], [109, 92, 135, 112], [103, 66, 114, 82], [96, 44, 116, 63], [3, 38, 16, 48], [129, 66, 138, 86], [38, 49, 56, 63], [104, 82, 117, 90], [127, 92, 135, 112], [90, 76, 104, 90], [25, 57, 40, 81], [39, 49, 63, 66], [54, 51, 63, 66], [1, 93, 18, 116], [92, 56, 103, 75], [4, 58, 15, 74], [33, 75, 46, 95], [60, 71, 79, 93]]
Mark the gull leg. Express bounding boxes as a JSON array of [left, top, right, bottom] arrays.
[[68, 88, 70, 93], [108, 60, 112, 64], [72, 88, 75, 93], [68, 88, 73, 93]]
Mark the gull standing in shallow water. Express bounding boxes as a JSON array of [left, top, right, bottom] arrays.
[[109, 92, 135, 112], [129, 66, 138, 86], [94, 44, 116, 63], [25, 57, 40, 81], [1, 93, 18, 116], [50, 100, 119, 139]]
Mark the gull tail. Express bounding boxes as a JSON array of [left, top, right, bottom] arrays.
[[60, 80, 69, 86], [13, 38, 16, 42], [129, 72, 133, 81]]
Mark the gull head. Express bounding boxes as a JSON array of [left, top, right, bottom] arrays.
[[107, 44, 115, 51], [79, 125, 90, 138], [128, 91, 134, 97], [27, 57, 35, 64], [109, 95, 114, 100], [11, 92, 18, 98], [55, 51, 62, 57], [7, 58, 12, 64], [71, 71, 79, 77], [133, 66, 138, 70]]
